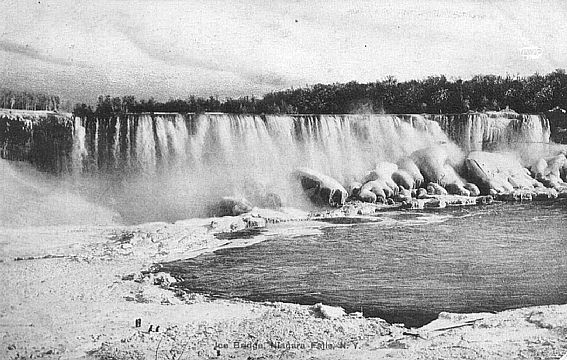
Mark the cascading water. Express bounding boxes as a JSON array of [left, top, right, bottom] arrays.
[[68, 113, 460, 222], [64, 112, 557, 222], [72, 113, 552, 177], [73, 114, 453, 179], [135, 115, 156, 173], [1, 109, 554, 223], [112, 117, 120, 169], [72, 116, 87, 173], [434, 112, 551, 162]]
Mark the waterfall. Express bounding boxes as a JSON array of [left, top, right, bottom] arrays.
[[154, 115, 169, 167], [93, 119, 99, 169], [72, 117, 87, 172], [1, 110, 556, 222], [166, 114, 189, 164], [134, 115, 156, 173], [112, 117, 120, 168], [1, 111, 550, 184], [69, 112, 555, 180], [434, 112, 551, 160], [69, 113, 456, 213], [0, 110, 73, 171], [125, 115, 132, 168]]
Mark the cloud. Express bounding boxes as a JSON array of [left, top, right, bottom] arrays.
[[115, 23, 296, 88], [2, 0, 567, 103], [249, 72, 290, 88], [114, 23, 225, 73], [108, 4, 299, 89], [0, 40, 89, 69]]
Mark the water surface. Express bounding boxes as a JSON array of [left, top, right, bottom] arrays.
[[164, 201, 567, 327]]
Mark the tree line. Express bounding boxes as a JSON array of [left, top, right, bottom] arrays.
[[1, 89, 62, 112], [38, 69, 567, 117]]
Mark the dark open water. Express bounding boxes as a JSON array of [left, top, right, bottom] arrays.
[[163, 201, 567, 327]]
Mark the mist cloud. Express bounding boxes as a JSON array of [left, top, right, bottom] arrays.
[[1, 0, 566, 103], [112, 14, 296, 88], [0, 40, 89, 69]]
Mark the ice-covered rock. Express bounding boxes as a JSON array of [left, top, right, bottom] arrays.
[[312, 303, 346, 320]]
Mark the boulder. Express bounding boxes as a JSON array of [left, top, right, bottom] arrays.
[[443, 196, 477, 206], [358, 188, 377, 203], [445, 183, 470, 196], [208, 197, 253, 217], [416, 187, 428, 199], [441, 164, 465, 188], [371, 161, 398, 179], [424, 198, 447, 209], [497, 190, 533, 202], [402, 199, 425, 209], [466, 151, 532, 194], [532, 154, 567, 188], [147, 272, 177, 287], [411, 146, 466, 189], [561, 157, 567, 182], [411, 146, 451, 184], [507, 176, 528, 189], [530, 158, 548, 181], [534, 188, 559, 201], [312, 303, 346, 320], [464, 183, 481, 197], [347, 181, 363, 197], [392, 169, 416, 190], [427, 182, 448, 196], [242, 215, 267, 228], [361, 179, 396, 202], [395, 186, 412, 202], [397, 157, 424, 186], [362, 161, 399, 192], [294, 167, 348, 207], [476, 195, 494, 205], [261, 193, 282, 209], [241, 178, 282, 209], [360, 180, 387, 203]]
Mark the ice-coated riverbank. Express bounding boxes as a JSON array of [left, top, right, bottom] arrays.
[[1, 212, 566, 360]]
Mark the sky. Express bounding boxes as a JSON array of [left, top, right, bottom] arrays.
[[1, 0, 566, 104]]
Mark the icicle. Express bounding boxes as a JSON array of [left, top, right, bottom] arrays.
[[135, 115, 156, 173], [72, 117, 87, 174], [112, 117, 120, 168]]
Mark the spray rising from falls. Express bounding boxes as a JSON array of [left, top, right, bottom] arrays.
[[67, 112, 555, 223], [0, 109, 555, 223], [434, 112, 552, 163], [69, 113, 457, 222], [76, 114, 455, 178]]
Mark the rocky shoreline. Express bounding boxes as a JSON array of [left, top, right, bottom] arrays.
[[1, 207, 567, 360]]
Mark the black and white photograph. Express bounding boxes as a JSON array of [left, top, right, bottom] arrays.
[[1, 1, 567, 359]]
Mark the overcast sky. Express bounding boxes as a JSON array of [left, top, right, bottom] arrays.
[[1, 0, 566, 103]]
